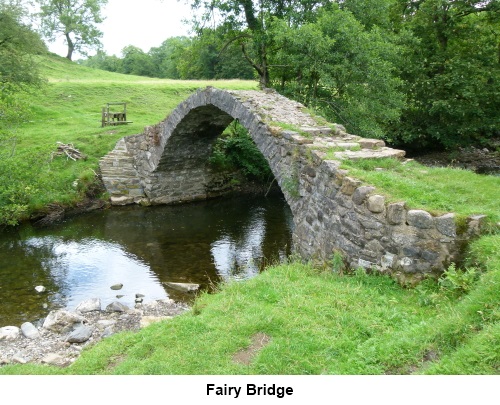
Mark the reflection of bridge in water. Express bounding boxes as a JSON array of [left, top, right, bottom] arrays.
[[100, 87, 477, 282]]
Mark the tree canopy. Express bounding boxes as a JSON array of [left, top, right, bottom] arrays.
[[35, 0, 107, 60]]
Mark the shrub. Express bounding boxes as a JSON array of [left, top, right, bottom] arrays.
[[209, 121, 273, 183]]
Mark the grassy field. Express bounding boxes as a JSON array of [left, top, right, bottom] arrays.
[[0, 54, 498, 375], [339, 158, 500, 225]]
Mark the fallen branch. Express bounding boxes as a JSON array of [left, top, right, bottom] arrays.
[[51, 142, 87, 161]]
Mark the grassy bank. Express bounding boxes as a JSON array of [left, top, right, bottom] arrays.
[[339, 157, 500, 225]]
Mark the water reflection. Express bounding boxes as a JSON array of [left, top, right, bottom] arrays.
[[0, 194, 293, 325]]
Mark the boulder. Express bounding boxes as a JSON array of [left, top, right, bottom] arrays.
[[75, 298, 101, 314], [106, 301, 129, 312], [66, 324, 93, 343], [12, 352, 28, 364], [42, 310, 85, 334], [21, 322, 41, 339], [110, 283, 123, 290], [0, 326, 20, 341], [41, 353, 69, 367]]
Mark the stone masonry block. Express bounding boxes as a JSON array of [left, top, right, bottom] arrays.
[[352, 186, 375, 205], [387, 202, 406, 225], [435, 213, 456, 237], [341, 177, 362, 196], [367, 195, 385, 213], [407, 210, 434, 229]]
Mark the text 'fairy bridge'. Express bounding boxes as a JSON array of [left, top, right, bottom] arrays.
[[99, 87, 482, 282]]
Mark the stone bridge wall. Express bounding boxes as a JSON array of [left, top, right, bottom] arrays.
[[100, 87, 481, 282]]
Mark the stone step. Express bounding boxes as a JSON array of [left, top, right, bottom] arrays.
[[333, 148, 406, 160]]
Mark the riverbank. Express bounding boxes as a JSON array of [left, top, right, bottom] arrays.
[[1, 235, 499, 375]]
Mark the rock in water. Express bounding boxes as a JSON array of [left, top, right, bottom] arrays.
[[21, 322, 41, 339], [35, 285, 46, 293], [110, 283, 124, 290], [164, 282, 200, 293]]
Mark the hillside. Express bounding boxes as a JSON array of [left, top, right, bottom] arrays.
[[0, 53, 257, 225]]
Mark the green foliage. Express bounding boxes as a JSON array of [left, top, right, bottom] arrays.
[[280, 174, 300, 199], [438, 263, 479, 295], [0, 2, 46, 99], [0, 183, 37, 226], [330, 251, 346, 274], [120, 45, 156, 77], [176, 28, 254, 80], [35, 0, 108, 60], [391, 0, 500, 148], [149, 37, 192, 79], [0, 1, 46, 165], [80, 32, 254, 80], [269, 5, 405, 138], [210, 121, 273, 183]]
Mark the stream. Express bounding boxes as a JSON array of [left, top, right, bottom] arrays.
[[0, 193, 293, 326]]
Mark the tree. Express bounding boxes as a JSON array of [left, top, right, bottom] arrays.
[[391, 0, 500, 148], [269, 5, 405, 138], [121, 45, 156, 77], [35, 0, 107, 60], [176, 28, 254, 80], [78, 49, 123, 72], [149, 37, 192, 79], [190, 0, 330, 88]]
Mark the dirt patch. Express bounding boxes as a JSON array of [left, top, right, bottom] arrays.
[[232, 332, 271, 366]]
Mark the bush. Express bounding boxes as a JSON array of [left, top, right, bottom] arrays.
[[209, 121, 273, 183]]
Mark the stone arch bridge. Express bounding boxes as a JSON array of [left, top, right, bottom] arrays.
[[100, 87, 474, 281]]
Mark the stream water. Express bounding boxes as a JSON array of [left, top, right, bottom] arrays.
[[0, 193, 293, 326]]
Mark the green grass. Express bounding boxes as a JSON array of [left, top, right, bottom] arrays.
[[0, 53, 257, 225], [339, 158, 500, 225]]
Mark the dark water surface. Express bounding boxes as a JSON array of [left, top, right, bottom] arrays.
[[0, 194, 293, 326]]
